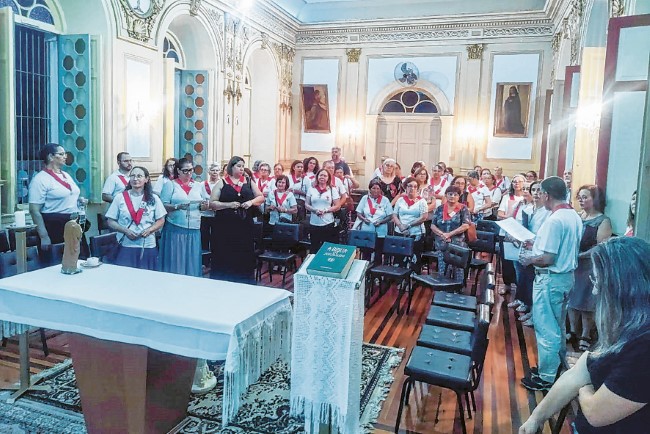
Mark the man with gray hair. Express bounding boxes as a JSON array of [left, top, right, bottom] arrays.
[[331, 146, 351, 176], [519, 176, 582, 391]]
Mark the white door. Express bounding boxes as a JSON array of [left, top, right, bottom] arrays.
[[376, 115, 441, 168]]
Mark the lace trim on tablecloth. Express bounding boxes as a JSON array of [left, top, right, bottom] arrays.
[[0, 321, 31, 339]]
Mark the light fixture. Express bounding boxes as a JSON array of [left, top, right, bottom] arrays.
[[575, 103, 602, 132]]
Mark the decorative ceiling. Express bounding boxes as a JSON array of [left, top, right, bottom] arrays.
[[269, 0, 550, 24]]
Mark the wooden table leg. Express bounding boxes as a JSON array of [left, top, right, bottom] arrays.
[[68, 334, 196, 434]]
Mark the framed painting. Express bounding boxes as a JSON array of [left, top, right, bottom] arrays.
[[493, 82, 532, 138], [301, 84, 331, 133]]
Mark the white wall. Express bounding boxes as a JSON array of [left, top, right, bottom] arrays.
[[487, 53, 540, 160], [249, 49, 279, 165], [300, 58, 340, 152]]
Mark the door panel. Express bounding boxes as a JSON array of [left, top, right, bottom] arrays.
[[376, 115, 441, 170]]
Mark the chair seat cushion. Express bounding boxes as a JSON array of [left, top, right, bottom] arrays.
[[433, 292, 477, 312], [370, 265, 410, 278], [417, 324, 473, 356], [421, 250, 438, 259], [470, 258, 489, 268], [404, 346, 472, 390], [258, 251, 296, 262], [412, 273, 463, 290], [425, 306, 476, 332]]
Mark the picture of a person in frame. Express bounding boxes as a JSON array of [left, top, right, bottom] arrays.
[[301, 85, 331, 133], [494, 82, 532, 138]]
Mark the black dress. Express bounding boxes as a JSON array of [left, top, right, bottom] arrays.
[[210, 178, 256, 284]]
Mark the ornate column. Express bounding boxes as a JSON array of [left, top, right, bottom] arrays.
[[222, 13, 246, 162], [454, 43, 484, 169], [273, 42, 294, 166], [343, 48, 362, 175]]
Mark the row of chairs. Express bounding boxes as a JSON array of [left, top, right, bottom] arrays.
[[395, 265, 496, 434]]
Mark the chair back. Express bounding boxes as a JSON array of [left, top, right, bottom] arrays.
[[347, 230, 376, 250], [89, 233, 118, 261], [97, 213, 112, 234], [0, 231, 10, 252], [476, 219, 499, 236], [443, 243, 471, 272], [468, 230, 496, 255], [0, 246, 41, 277], [50, 242, 66, 264], [270, 223, 300, 251], [8, 227, 40, 251], [381, 235, 413, 266], [253, 221, 264, 248]]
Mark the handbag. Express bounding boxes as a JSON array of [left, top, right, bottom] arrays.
[[466, 221, 478, 243]]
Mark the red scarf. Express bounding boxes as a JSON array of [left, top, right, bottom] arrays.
[[44, 169, 71, 191], [122, 191, 144, 225], [552, 203, 573, 214], [291, 174, 301, 184], [204, 181, 211, 195], [258, 178, 269, 192], [367, 195, 382, 216], [442, 202, 463, 221], [315, 184, 329, 195], [225, 175, 245, 194], [402, 194, 421, 207], [307, 173, 315, 180], [275, 191, 288, 207], [468, 185, 478, 194], [431, 177, 447, 194], [489, 185, 497, 192], [175, 178, 192, 195], [118, 174, 128, 187]]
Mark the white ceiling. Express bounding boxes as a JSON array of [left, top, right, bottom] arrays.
[[269, 0, 549, 24]]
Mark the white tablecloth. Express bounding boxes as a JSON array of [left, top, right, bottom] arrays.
[[290, 256, 367, 434], [0, 263, 293, 425]]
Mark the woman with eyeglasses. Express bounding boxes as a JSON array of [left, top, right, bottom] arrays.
[[305, 168, 341, 251], [375, 158, 401, 202], [355, 178, 394, 265], [430, 185, 471, 280], [29, 143, 89, 262], [567, 185, 612, 352], [392, 177, 428, 273], [105, 166, 166, 270], [520, 236, 650, 434], [497, 174, 527, 294], [159, 158, 209, 277], [209, 156, 264, 284], [451, 175, 469, 206], [153, 157, 178, 196]]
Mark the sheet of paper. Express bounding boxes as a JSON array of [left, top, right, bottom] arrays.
[[496, 217, 535, 242]]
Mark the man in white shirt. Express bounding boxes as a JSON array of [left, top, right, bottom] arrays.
[[102, 152, 133, 203], [519, 176, 582, 391], [494, 166, 511, 193]]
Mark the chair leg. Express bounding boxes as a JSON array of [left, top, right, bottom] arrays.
[[39, 328, 49, 357], [406, 278, 414, 314], [268, 261, 273, 283], [465, 392, 472, 419], [470, 390, 477, 411], [282, 265, 287, 287], [456, 392, 467, 434], [1, 337, 7, 347], [394, 378, 411, 433], [471, 269, 481, 297]]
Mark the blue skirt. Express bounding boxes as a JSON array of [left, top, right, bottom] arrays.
[[112, 246, 158, 271], [159, 223, 202, 277]]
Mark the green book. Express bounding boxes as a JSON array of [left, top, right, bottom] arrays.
[[306, 242, 356, 279]]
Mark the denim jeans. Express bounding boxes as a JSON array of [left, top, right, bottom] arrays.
[[513, 262, 535, 307], [532, 272, 574, 383]]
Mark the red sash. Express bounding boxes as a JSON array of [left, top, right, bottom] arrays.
[[225, 175, 245, 194], [275, 191, 288, 207], [443, 202, 463, 221], [204, 181, 211, 195], [367, 196, 382, 216], [291, 174, 301, 185], [431, 177, 447, 194], [122, 191, 144, 225], [496, 178, 504, 188], [118, 175, 128, 187], [258, 178, 270, 192], [44, 169, 71, 191], [175, 179, 192, 195], [510, 195, 523, 217], [552, 203, 573, 214], [403, 194, 421, 207]]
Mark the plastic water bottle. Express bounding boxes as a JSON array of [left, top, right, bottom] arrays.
[[77, 197, 87, 227]]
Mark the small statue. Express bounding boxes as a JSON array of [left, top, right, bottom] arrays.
[[61, 219, 83, 274]]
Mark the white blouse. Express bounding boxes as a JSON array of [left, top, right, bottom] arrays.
[[355, 195, 393, 238], [307, 186, 340, 226], [105, 192, 167, 248], [393, 196, 427, 237]]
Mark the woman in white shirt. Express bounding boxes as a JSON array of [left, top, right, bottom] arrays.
[[482, 173, 502, 220], [306, 169, 341, 251], [466, 170, 492, 221], [105, 166, 166, 270], [355, 179, 394, 265], [392, 177, 428, 272], [153, 158, 178, 196], [265, 175, 297, 225], [497, 174, 526, 294], [159, 158, 209, 277]]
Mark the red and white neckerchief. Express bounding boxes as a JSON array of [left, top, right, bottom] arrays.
[[442, 202, 463, 221], [315, 184, 329, 195], [468, 185, 478, 195], [331, 177, 339, 187], [489, 185, 498, 192], [510, 194, 524, 217], [402, 194, 421, 207], [275, 191, 288, 207], [367, 195, 383, 216], [306, 172, 316, 181], [44, 169, 72, 191], [291, 174, 301, 185], [117, 174, 128, 187], [430, 177, 447, 195], [175, 178, 193, 195], [258, 178, 270, 193], [204, 181, 212, 195], [551, 203, 573, 214], [225, 175, 245, 195], [122, 191, 145, 225], [496, 177, 504, 188]]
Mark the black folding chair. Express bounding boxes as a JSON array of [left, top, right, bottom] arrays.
[[347, 230, 377, 307], [367, 235, 413, 314], [256, 223, 300, 287], [89, 232, 118, 263]]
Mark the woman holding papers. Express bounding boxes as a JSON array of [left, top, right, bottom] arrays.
[[355, 179, 394, 264], [159, 158, 209, 277], [497, 174, 526, 294], [105, 166, 166, 270]]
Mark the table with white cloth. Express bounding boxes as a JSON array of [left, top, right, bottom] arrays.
[[291, 255, 368, 434], [0, 263, 292, 433]]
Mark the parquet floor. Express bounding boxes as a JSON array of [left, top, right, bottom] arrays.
[[0, 263, 574, 434]]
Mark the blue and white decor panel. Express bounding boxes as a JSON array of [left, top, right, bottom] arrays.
[[177, 69, 208, 181], [57, 34, 92, 199]]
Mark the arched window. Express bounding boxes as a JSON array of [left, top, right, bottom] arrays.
[[381, 90, 438, 114], [0, 0, 54, 25], [163, 36, 182, 64]]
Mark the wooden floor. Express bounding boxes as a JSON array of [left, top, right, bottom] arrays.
[[0, 263, 574, 434]]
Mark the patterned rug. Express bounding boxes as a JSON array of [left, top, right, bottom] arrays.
[[0, 343, 403, 433]]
